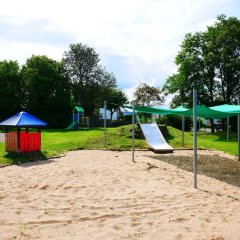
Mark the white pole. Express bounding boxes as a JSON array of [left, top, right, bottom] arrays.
[[182, 115, 185, 147], [227, 116, 229, 142], [132, 103, 135, 163], [104, 100, 107, 148], [193, 88, 198, 188], [238, 97, 240, 161]]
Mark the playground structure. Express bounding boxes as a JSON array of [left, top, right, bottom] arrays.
[[136, 116, 173, 153], [66, 106, 89, 130], [0, 111, 47, 153], [126, 100, 240, 189]]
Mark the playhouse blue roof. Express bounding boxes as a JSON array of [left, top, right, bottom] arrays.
[[0, 111, 47, 127]]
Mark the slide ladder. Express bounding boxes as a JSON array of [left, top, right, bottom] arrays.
[[137, 116, 173, 153]]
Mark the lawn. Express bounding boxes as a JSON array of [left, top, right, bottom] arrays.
[[0, 125, 238, 166], [166, 127, 238, 156]]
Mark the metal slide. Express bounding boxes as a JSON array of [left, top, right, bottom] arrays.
[[65, 121, 78, 130], [137, 118, 173, 153]]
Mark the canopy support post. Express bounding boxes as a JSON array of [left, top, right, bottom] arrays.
[[238, 97, 240, 161], [227, 116, 229, 142], [182, 115, 185, 147], [77, 109, 79, 130], [193, 88, 198, 188], [132, 103, 135, 163], [104, 100, 107, 148]]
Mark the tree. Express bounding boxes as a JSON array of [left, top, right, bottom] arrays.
[[208, 15, 240, 103], [106, 89, 128, 120], [163, 31, 219, 108], [63, 43, 117, 116], [133, 83, 165, 106], [21, 55, 72, 128], [0, 60, 24, 121], [163, 15, 240, 108]]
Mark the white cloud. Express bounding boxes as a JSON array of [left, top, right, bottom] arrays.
[[0, 40, 65, 64], [0, 0, 239, 105]]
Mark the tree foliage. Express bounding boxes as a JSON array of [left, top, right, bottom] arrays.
[[163, 15, 240, 107], [0, 60, 24, 121], [21, 55, 72, 127], [133, 83, 165, 106], [106, 89, 128, 119], [0, 43, 124, 127], [63, 43, 117, 116]]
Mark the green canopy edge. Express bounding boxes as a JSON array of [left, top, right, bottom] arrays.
[[124, 104, 239, 119]]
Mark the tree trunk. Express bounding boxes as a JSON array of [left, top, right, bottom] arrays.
[[110, 111, 114, 120], [144, 113, 147, 123], [210, 119, 215, 133]]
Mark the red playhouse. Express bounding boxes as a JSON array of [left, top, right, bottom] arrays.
[[0, 111, 47, 153]]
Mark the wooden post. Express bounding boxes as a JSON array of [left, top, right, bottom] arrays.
[[17, 127, 21, 153], [38, 128, 41, 151]]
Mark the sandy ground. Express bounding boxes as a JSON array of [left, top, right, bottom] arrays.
[[0, 149, 239, 240]]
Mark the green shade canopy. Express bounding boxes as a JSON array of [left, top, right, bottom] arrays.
[[74, 106, 84, 113], [172, 106, 189, 111], [210, 104, 240, 114], [181, 105, 237, 119], [124, 104, 239, 119], [123, 105, 187, 115]]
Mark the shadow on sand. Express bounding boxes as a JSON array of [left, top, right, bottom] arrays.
[[146, 151, 240, 189], [2, 151, 56, 168]]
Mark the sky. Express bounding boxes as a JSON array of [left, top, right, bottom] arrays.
[[0, 0, 240, 103]]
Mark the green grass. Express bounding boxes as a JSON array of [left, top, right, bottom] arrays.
[[167, 126, 238, 156], [0, 125, 238, 166], [41, 126, 147, 156]]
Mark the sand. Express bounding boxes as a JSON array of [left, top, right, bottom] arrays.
[[0, 149, 239, 240]]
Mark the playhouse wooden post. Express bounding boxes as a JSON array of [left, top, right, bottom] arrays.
[[17, 127, 21, 153], [38, 128, 41, 151]]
